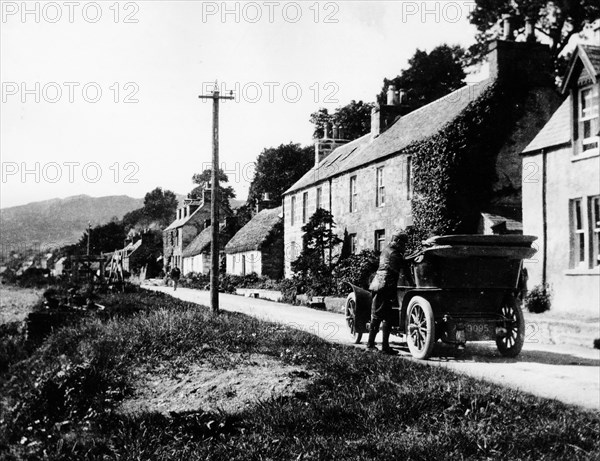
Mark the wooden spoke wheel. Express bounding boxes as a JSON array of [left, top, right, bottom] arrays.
[[496, 297, 525, 358], [345, 293, 363, 344], [406, 296, 436, 360]]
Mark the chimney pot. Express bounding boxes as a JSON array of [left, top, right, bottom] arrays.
[[525, 17, 536, 42], [387, 85, 399, 105], [338, 125, 345, 139], [502, 14, 514, 41], [323, 122, 331, 139]]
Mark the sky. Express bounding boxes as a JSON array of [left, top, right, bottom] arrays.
[[1, 0, 486, 208]]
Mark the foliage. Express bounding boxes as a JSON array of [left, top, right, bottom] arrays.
[[379, 44, 467, 112], [310, 100, 374, 140], [246, 143, 314, 211], [1, 290, 599, 459], [331, 250, 379, 295], [289, 209, 343, 297], [524, 284, 552, 313], [122, 188, 178, 231], [407, 82, 528, 235], [76, 220, 127, 255], [190, 168, 236, 213], [467, 0, 600, 67], [179, 272, 281, 293]]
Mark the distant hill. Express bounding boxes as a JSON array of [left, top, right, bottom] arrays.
[[0, 194, 248, 256], [0, 195, 144, 253]]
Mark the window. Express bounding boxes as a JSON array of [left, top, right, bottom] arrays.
[[302, 192, 308, 223], [375, 229, 386, 252], [316, 187, 322, 210], [349, 233, 357, 254], [291, 196, 296, 226], [572, 199, 586, 267], [592, 196, 600, 267], [376, 167, 385, 207], [406, 156, 413, 200], [579, 85, 599, 154], [349, 176, 358, 212]]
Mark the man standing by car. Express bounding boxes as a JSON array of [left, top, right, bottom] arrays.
[[367, 230, 409, 354]]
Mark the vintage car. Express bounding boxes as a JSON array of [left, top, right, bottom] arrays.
[[345, 235, 537, 360]]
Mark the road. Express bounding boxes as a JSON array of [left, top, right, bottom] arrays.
[[144, 285, 600, 411]]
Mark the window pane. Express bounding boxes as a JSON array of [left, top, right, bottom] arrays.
[[575, 201, 582, 230]]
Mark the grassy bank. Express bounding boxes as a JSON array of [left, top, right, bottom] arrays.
[[1, 290, 598, 460]]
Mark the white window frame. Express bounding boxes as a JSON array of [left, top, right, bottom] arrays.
[[349, 233, 357, 254], [571, 198, 586, 268], [291, 195, 296, 226], [302, 192, 308, 223], [349, 176, 358, 213], [578, 84, 599, 155], [375, 229, 386, 252], [316, 187, 322, 210], [591, 196, 600, 268], [376, 167, 385, 207]]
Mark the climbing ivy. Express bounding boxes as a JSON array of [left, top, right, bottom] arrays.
[[405, 81, 529, 238]]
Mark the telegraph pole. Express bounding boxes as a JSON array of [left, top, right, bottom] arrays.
[[199, 82, 234, 314]]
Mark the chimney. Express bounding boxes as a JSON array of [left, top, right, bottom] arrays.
[[371, 87, 409, 138], [487, 39, 553, 87], [256, 192, 273, 213], [502, 14, 514, 41], [338, 125, 345, 140], [332, 124, 339, 139], [202, 188, 212, 205]]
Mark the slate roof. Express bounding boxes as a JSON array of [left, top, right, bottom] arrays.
[[522, 97, 572, 154], [164, 206, 202, 231], [581, 45, 600, 76], [225, 207, 283, 254], [286, 78, 494, 194]]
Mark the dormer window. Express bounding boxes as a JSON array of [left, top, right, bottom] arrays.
[[579, 84, 599, 154]]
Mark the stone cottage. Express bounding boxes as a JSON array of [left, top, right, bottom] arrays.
[[521, 44, 599, 316], [181, 217, 238, 275], [162, 190, 232, 270], [283, 36, 561, 277], [224, 206, 284, 279]]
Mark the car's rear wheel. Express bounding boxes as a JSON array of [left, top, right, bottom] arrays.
[[496, 297, 525, 358], [345, 293, 363, 344], [406, 296, 436, 360]]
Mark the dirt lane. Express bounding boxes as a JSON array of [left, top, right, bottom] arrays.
[[144, 285, 600, 411]]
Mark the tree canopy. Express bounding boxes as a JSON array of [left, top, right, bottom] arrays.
[[468, 0, 599, 65], [379, 44, 466, 113], [246, 143, 314, 210], [123, 187, 178, 230], [190, 168, 236, 213], [309, 100, 375, 141]]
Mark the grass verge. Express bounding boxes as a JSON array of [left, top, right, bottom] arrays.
[[1, 290, 598, 460]]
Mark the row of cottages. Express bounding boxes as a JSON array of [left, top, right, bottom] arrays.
[[224, 206, 284, 279], [283, 37, 560, 278], [181, 217, 238, 275], [522, 44, 599, 316], [162, 189, 232, 271]]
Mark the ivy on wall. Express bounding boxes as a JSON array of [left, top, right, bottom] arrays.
[[405, 81, 529, 238]]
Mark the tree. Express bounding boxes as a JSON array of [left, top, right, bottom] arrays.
[[291, 209, 343, 283], [246, 143, 314, 211], [378, 44, 466, 113], [77, 220, 126, 255], [468, 0, 600, 65], [190, 168, 235, 213], [309, 100, 375, 141], [123, 187, 178, 230]]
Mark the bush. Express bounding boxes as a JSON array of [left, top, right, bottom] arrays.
[[524, 284, 552, 314], [332, 250, 379, 295]]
